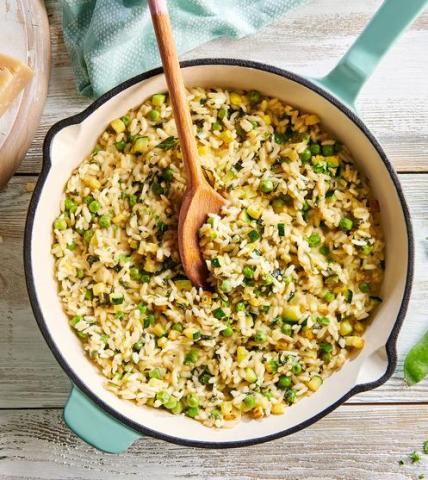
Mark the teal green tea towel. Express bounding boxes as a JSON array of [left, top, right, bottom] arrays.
[[62, 0, 304, 98]]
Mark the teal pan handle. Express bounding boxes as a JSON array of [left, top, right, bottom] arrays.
[[64, 387, 141, 454], [316, 0, 428, 110]]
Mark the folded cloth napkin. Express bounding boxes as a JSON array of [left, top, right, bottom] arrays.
[[62, 0, 304, 98]]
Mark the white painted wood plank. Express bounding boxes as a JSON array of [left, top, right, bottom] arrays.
[[0, 174, 427, 407], [0, 405, 427, 479], [18, 0, 428, 174]]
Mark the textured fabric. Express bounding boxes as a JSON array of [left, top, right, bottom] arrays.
[[62, 0, 304, 98]]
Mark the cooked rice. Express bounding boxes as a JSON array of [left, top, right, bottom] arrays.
[[52, 88, 384, 427]]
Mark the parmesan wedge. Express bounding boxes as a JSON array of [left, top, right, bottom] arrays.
[[0, 54, 33, 118]]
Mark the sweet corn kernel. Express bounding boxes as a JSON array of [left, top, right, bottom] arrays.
[[251, 406, 264, 419], [143, 257, 158, 273], [198, 145, 208, 156], [326, 155, 340, 168], [157, 336, 167, 348], [168, 330, 179, 340], [230, 92, 242, 106], [354, 322, 365, 333], [152, 324, 166, 337], [305, 114, 320, 125], [245, 367, 257, 383], [112, 213, 126, 225], [92, 282, 105, 296], [301, 326, 314, 340], [183, 327, 196, 340], [221, 401, 233, 416], [220, 130, 234, 143], [345, 336, 365, 349], [82, 176, 101, 191], [132, 136, 149, 154], [261, 114, 271, 125], [271, 402, 286, 415], [282, 305, 300, 322], [237, 346, 248, 363], [247, 205, 262, 220], [339, 320, 353, 336], [110, 118, 126, 133]]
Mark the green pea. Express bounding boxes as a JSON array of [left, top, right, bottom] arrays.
[[54, 217, 67, 231], [320, 342, 333, 353], [222, 326, 233, 337], [243, 394, 256, 410], [243, 266, 255, 279], [307, 232, 321, 247], [281, 323, 292, 336], [88, 200, 101, 213], [266, 360, 278, 374], [359, 282, 370, 293], [187, 393, 199, 408], [76, 269, 85, 279], [236, 302, 246, 312], [285, 388, 297, 404], [319, 244, 329, 256], [133, 341, 144, 352], [248, 90, 261, 104], [300, 149, 312, 163], [291, 363, 302, 375], [156, 391, 170, 405], [115, 140, 126, 151], [129, 194, 138, 206], [220, 279, 233, 293], [171, 401, 183, 415], [277, 375, 292, 389], [83, 230, 94, 244], [148, 368, 160, 379], [66, 242, 76, 251], [186, 407, 199, 418], [149, 109, 161, 122], [322, 352, 332, 363], [99, 215, 111, 228], [254, 330, 267, 343], [217, 108, 227, 120], [64, 197, 77, 213], [322, 144, 335, 156], [212, 121, 222, 131], [213, 307, 226, 319], [339, 217, 354, 232], [310, 143, 321, 155], [324, 291, 335, 303], [260, 179, 274, 193]]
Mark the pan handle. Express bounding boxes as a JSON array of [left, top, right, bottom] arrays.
[[64, 386, 141, 453], [315, 0, 427, 110]]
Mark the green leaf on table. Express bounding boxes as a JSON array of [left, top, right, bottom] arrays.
[[404, 329, 428, 385]]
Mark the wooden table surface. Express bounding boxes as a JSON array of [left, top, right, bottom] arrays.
[[1, 0, 427, 478]]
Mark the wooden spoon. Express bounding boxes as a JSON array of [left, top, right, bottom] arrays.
[[149, 0, 226, 288]]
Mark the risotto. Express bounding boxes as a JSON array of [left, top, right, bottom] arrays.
[[51, 88, 384, 427]]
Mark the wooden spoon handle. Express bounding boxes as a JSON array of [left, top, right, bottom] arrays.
[[148, 0, 203, 188]]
